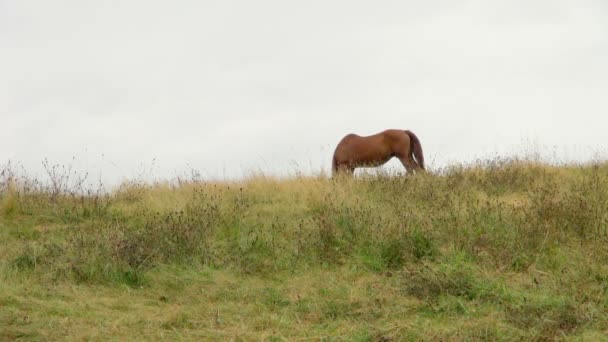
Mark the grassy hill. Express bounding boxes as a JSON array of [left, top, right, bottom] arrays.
[[1, 159, 608, 340]]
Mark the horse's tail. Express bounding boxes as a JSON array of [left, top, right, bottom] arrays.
[[405, 130, 425, 170]]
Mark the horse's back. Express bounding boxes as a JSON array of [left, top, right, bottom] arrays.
[[335, 131, 392, 164], [380, 129, 409, 140]]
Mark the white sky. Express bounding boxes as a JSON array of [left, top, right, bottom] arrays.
[[1, 0, 607, 184]]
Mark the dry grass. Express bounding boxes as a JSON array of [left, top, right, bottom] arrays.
[[1, 158, 608, 340]]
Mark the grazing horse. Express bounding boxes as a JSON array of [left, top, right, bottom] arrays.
[[332, 129, 425, 176]]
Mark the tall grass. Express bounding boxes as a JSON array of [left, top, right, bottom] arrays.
[[1, 158, 608, 339]]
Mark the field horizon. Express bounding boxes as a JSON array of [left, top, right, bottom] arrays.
[[2, 157, 608, 340]]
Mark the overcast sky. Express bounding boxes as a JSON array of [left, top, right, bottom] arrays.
[[1, 0, 607, 184]]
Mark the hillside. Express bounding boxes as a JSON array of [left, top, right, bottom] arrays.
[[1, 159, 608, 340]]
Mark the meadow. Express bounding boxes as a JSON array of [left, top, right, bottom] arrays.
[[1, 158, 608, 341]]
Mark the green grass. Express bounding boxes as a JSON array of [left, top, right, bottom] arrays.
[[2, 159, 608, 340]]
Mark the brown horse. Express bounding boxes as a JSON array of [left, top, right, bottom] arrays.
[[332, 129, 425, 176]]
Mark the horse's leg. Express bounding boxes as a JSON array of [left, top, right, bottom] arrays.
[[398, 156, 418, 174], [333, 162, 355, 177]]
